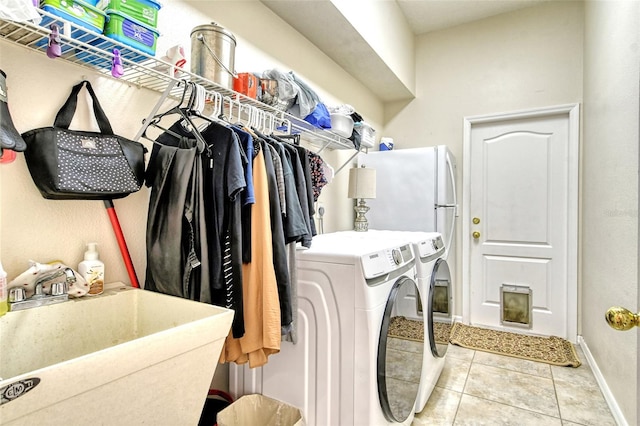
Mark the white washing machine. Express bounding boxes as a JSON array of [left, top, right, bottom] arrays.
[[230, 232, 423, 425], [329, 231, 452, 413]]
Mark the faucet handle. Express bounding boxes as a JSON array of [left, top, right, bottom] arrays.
[[51, 282, 68, 296], [9, 287, 26, 303], [34, 282, 45, 297]]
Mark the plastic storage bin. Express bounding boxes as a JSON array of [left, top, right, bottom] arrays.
[[330, 113, 354, 138], [103, 10, 159, 56], [41, 0, 106, 31], [98, 0, 161, 27], [38, 0, 106, 53], [354, 122, 375, 148], [75, 9, 160, 68]]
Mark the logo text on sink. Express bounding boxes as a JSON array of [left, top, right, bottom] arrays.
[[1, 378, 41, 405]]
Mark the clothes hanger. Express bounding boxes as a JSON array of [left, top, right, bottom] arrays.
[[189, 83, 206, 115], [238, 105, 260, 138], [278, 117, 292, 135], [205, 91, 223, 121], [219, 95, 234, 123], [184, 83, 232, 132], [141, 120, 185, 144], [235, 102, 250, 126], [140, 81, 189, 144], [271, 113, 299, 144], [252, 126, 275, 143], [255, 109, 266, 132], [266, 114, 276, 134], [143, 79, 192, 129], [140, 83, 209, 152], [263, 111, 275, 134], [141, 109, 207, 154]]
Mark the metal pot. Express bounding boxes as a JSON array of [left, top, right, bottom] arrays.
[[190, 23, 237, 90]]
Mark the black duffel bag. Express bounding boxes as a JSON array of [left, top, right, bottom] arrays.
[[22, 80, 146, 200]]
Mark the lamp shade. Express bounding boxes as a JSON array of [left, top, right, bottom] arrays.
[[348, 166, 376, 199]]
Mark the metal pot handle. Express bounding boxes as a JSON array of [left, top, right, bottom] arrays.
[[196, 34, 238, 79]]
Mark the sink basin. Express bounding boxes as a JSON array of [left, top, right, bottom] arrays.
[[0, 283, 234, 426]]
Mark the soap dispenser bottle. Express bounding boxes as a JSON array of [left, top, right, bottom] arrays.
[[0, 261, 7, 316], [78, 243, 104, 296]]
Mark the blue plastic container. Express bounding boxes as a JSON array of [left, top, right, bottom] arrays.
[[99, 0, 161, 27], [75, 9, 159, 68], [38, 0, 107, 53], [103, 10, 159, 56], [40, 0, 106, 32]]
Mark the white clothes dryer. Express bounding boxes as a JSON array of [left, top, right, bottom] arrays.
[[333, 230, 452, 413], [230, 232, 423, 425]]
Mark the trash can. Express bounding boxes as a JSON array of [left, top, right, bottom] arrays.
[[216, 394, 305, 426]]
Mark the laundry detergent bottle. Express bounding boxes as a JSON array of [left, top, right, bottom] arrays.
[[78, 243, 105, 296]]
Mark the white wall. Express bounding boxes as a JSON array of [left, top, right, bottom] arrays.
[[332, 0, 415, 94], [382, 1, 584, 318], [583, 1, 639, 424], [0, 0, 380, 283], [0, 44, 157, 285]]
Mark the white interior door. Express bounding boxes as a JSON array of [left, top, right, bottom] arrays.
[[463, 105, 579, 340]]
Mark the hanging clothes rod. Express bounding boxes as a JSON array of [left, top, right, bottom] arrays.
[[133, 79, 367, 175], [134, 80, 294, 140]]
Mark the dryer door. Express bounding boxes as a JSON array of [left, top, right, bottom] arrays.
[[378, 276, 423, 422], [428, 258, 453, 358]]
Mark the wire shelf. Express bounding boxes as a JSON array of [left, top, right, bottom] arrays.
[[0, 9, 357, 151]]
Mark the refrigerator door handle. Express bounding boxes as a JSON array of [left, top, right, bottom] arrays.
[[445, 150, 458, 214], [435, 203, 459, 215], [441, 150, 458, 252]]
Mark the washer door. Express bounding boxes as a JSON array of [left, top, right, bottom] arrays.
[[428, 258, 452, 358], [378, 277, 423, 422]]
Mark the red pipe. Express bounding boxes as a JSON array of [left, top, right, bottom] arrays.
[[103, 199, 140, 288]]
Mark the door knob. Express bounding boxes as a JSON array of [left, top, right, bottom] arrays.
[[472, 231, 480, 239], [605, 306, 639, 331], [473, 217, 480, 224]]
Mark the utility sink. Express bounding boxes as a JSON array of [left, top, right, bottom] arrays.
[[0, 283, 234, 426]]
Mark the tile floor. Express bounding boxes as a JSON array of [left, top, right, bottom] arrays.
[[412, 344, 617, 426]]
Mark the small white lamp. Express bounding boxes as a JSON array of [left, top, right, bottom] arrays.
[[348, 165, 376, 232]]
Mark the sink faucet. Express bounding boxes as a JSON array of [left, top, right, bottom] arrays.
[[8, 268, 76, 311]]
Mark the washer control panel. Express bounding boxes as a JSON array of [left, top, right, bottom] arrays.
[[416, 235, 445, 259], [361, 244, 414, 279]]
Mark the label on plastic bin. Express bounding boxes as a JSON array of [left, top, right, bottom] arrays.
[[142, 7, 155, 21], [69, 3, 85, 18], [122, 19, 154, 47]]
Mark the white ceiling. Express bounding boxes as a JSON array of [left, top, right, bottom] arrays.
[[397, 0, 552, 35], [260, 0, 551, 101]]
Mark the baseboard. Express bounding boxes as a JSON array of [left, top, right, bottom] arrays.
[[578, 336, 628, 426]]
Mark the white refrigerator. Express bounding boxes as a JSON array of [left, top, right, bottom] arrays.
[[356, 146, 458, 261]]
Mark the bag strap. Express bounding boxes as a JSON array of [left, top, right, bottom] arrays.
[[54, 80, 114, 135]]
